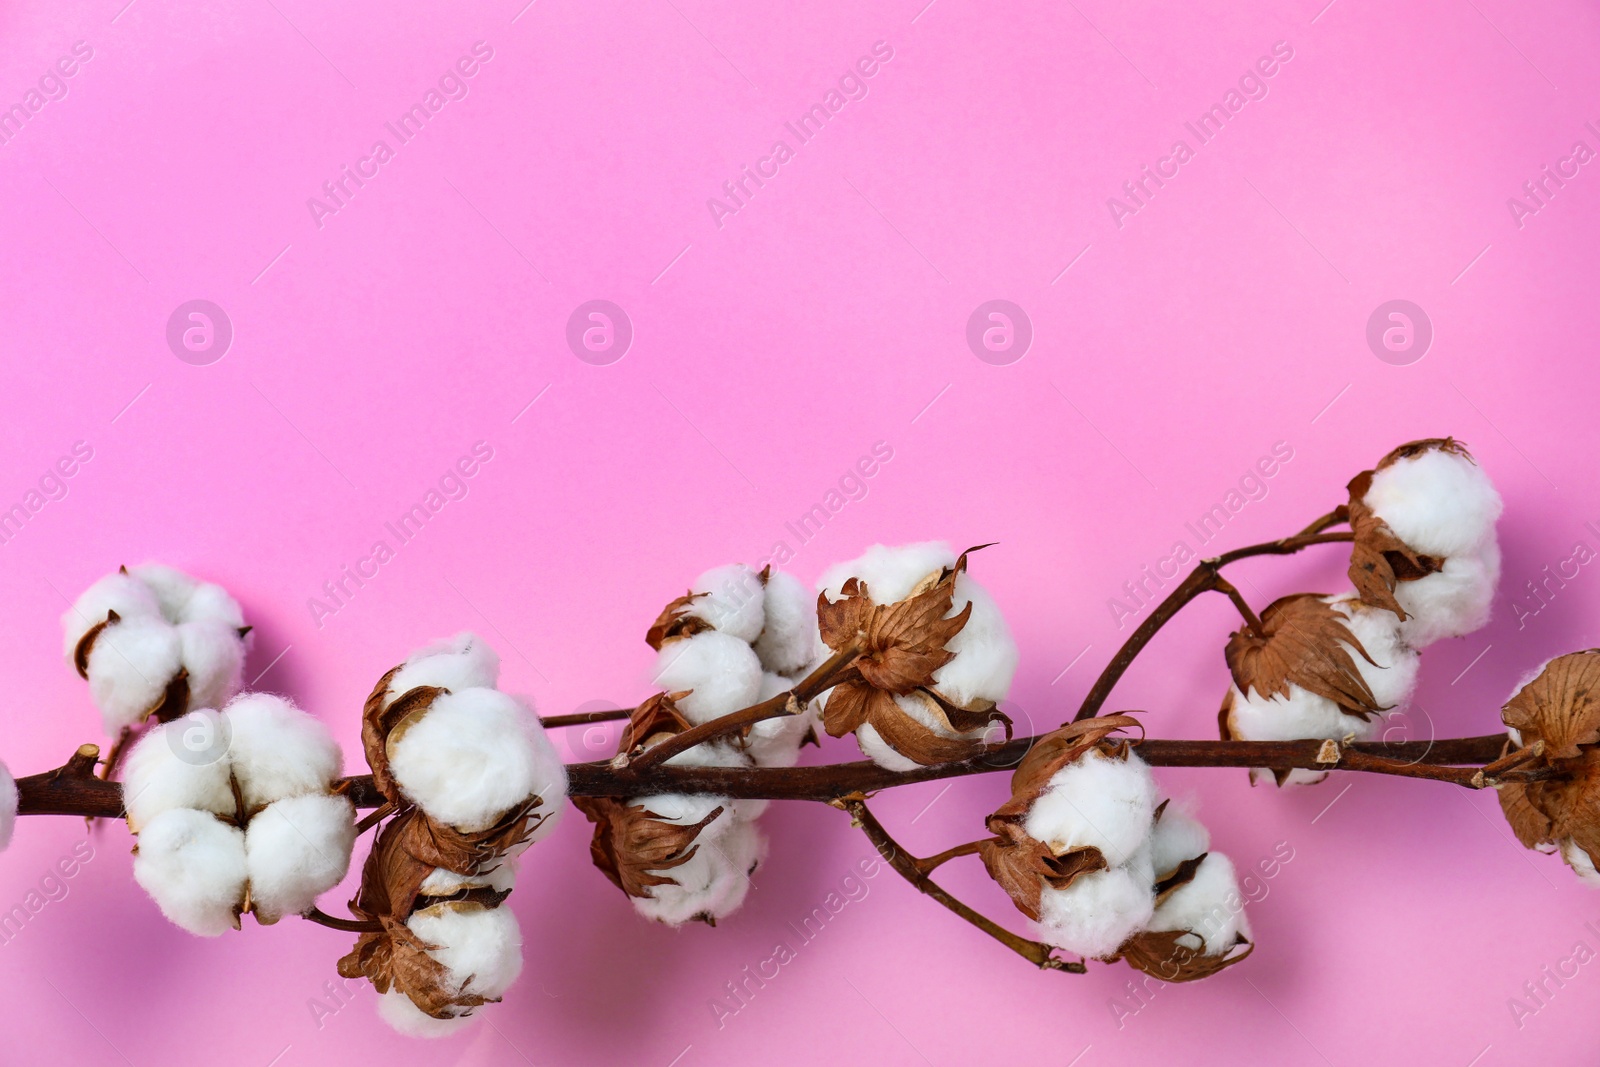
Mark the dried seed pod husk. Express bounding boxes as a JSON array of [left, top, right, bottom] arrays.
[[1497, 651, 1600, 868], [1116, 928, 1254, 983], [646, 592, 713, 650], [1224, 594, 1385, 719], [570, 795, 725, 900]]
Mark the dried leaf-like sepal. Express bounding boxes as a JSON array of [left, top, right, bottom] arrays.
[[1116, 928, 1254, 983], [1496, 651, 1600, 863], [338, 912, 496, 1020], [1008, 715, 1143, 802], [1224, 594, 1385, 719], [621, 691, 696, 754], [646, 592, 712, 651], [1344, 439, 1472, 617], [571, 795, 725, 900]]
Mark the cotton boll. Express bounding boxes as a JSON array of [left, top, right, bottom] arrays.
[[1148, 852, 1250, 955], [1561, 840, 1600, 888], [1328, 597, 1420, 710], [753, 570, 817, 676], [688, 564, 767, 644], [84, 615, 184, 732], [1149, 804, 1210, 880], [177, 621, 246, 714], [816, 542, 957, 605], [1364, 447, 1502, 559], [387, 632, 502, 703], [1393, 542, 1500, 647], [133, 809, 248, 936], [223, 694, 342, 812], [1025, 750, 1157, 866], [407, 902, 524, 1001], [652, 631, 762, 724], [633, 816, 765, 925], [388, 689, 558, 832], [1036, 866, 1155, 959], [931, 574, 1019, 707], [420, 860, 517, 897], [0, 760, 16, 853], [61, 571, 161, 656], [377, 991, 474, 1038], [244, 794, 356, 922], [121, 718, 237, 830]]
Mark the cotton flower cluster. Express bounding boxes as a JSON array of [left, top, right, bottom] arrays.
[[346, 634, 566, 1037], [814, 542, 1019, 771], [125, 693, 354, 935], [982, 723, 1251, 978], [1221, 440, 1500, 785], [62, 564, 252, 736], [0, 759, 16, 854]]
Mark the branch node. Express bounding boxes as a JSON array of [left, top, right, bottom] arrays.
[[1315, 739, 1341, 766]]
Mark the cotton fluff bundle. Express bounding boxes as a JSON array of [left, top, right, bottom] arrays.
[[126, 692, 354, 935], [380, 633, 567, 837], [1223, 594, 1420, 787], [814, 542, 1019, 772], [0, 759, 17, 853], [628, 798, 767, 926], [1354, 440, 1502, 648], [61, 564, 252, 734]]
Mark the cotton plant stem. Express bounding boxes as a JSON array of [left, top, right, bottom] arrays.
[[301, 907, 383, 934], [1211, 576, 1264, 635], [538, 709, 633, 729], [913, 839, 991, 876], [836, 796, 1083, 973], [624, 642, 862, 771], [1073, 509, 1353, 723]]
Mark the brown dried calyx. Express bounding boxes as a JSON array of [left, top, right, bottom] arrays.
[[1223, 594, 1387, 720], [816, 547, 1011, 766], [646, 592, 714, 650], [1345, 438, 1473, 617], [979, 716, 1141, 921], [571, 692, 729, 906], [1496, 650, 1600, 880]]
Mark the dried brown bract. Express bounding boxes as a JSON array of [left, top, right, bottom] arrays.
[[1224, 594, 1385, 719]]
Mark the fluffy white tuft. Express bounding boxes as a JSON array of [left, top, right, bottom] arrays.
[[753, 569, 817, 676], [1328, 595, 1420, 710], [1364, 447, 1502, 559], [377, 990, 474, 1038], [1036, 866, 1155, 959], [1147, 852, 1250, 955], [1148, 802, 1210, 880], [223, 693, 343, 812], [742, 673, 815, 769], [132, 808, 247, 936], [652, 631, 763, 724], [244, 794, 357, 922], [387, 632, 502, 701], [61, 571, 160, 656], [121, 719, 237, 831], [816, 541, 957, 604], [1394, 542, 1500, 647], [126, 563, 199, 621], [854, 722, 921, 773], [1561, 840, 1600, 888], [0, 760, 16, 852], [388, 689, 565, 833], [406, 902, 524, 1001], [84, 615, 183, 732], [420, 860, 517, 897], [931, 574, 1019, 707], [175, 580, 245, 628], [688, 564, 767, 644], [177, 620, 247, 713], [1025, 750, 1158, 866], [633, 815, 766, 926]]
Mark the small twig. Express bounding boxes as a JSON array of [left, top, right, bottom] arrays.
[[1476, 740, 1542, 779], [627, 641, 862, 771], [301, 907, 383, 934], [837, 796, 1083, 973], [538, 709, 633, 729], [354, 800, 395, 836], [1212, 577, 1264, 636], [912, 839, 991, 877]]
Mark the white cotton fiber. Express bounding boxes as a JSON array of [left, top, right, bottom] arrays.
[[1364, 447, 1502, 559], [688, 564, 767, 644], [377, 990, 475, 1037], [1393, 542, 1500, 647], [849, 691, 998, 772], [244, 793, 356, 922], [177, 620, 247, 713], [175, 580, 246, 629], [61, 571, 160, 656], [1329, 596, 1420, 710], [931, 574, 1019, 707], [83, 615, 184, 732], [127, 563, 199, 621], [652, 631, 763, 724], [387, 632, 501, 703], [121, 718, 236, 831], [1149, 803, 1210, 880], [223, 693, 343, 812], [753, 569, 817, 676], [420, 860, 517, 897], [1226, 682, 1375, 785], [855, 722, 921, 773], [1036, 865, 1156, 959], [1147, 852, 1250, 955], [816, 542, 957, 605], [741, 672, 813, 769], [1025, 750, 1158, 866], [133, 808, 248, 936], [633, 792, 739, 845], [634, 815, 765, 926], [407, 902, 524, 1001], [388, 689, 563, 832], [1561, 840, 1600, 888], [0, 759, 16, 853]]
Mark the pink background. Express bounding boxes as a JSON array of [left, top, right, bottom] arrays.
[[2, 0, 1599, 1063]]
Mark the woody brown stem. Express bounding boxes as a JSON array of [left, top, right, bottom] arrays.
[[837, 797, 1083, 973], [625, 642, 862, 771], [1073, 509, 1353, 723], [539, 709, 633, 729], [1212, 577, 1263, 636], [912, 839, 991, 876], [301, 907, 383, 934]]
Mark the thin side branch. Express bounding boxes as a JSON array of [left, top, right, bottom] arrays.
[[302, 907, 383, 934], [837, 796, 1083, 973]]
